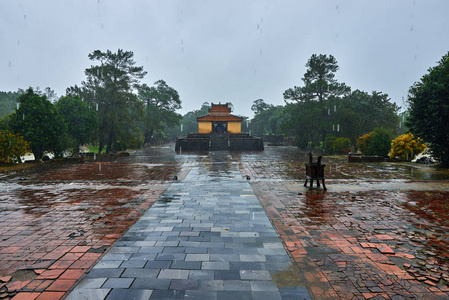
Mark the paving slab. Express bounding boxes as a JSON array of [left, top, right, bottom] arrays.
[[67, 152, 311, 299]]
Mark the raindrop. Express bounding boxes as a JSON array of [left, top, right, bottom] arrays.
[[17, 40, 20, 45], [414, 54, 417, 61], [336, 4, 339, 9], [101, 23, 104, 29], [261, 17, 263, 22], [336, 33, 339, 39], [98, 0, 100, 3], [410, 25, 413, 32], [257, 24, 259, 30], [8, 61, 11, 67], [23, 14, 26, 19], [181, 39, 184, 45], [181, 47, 184, 53], [259, 49, 262, 55]]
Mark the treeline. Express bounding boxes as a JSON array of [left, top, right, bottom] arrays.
[[249, 54, 401, 152], [0, 49, 181, 161], [249, 52, 449, 167]]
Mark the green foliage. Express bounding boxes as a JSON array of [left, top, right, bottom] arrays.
[[324, 136, 338, 153], [356, 132, 373, 155], [251, 99, 273, 115], [178, 103, 210, 134], [250, 100, 283, 136], [0, 91, 22, 117], [0, 130, 30, 163], [284, 54, 351, 103], [283, 54, 351, 148], [369, 128, 393, 157], [138, 80, 182, 145], [10, 88, 67, 160], [282, 54, 400, 150], [390, 133, 426, 160], [55, 95, 98, 154], [341, 90, 399, 147], [407, 52, 449, 166], [357, 128, 393, 156], [67, 49, 147, 153], [332, 137, 351, 154]]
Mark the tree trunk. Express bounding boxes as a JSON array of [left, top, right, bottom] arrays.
[[33, 149, 43, 161], [144, 128, 154, 145], [106, 133, 114, 153], [98, 140, 104, 154]]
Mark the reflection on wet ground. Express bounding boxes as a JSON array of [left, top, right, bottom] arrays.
[[0, 144, 449, 299]]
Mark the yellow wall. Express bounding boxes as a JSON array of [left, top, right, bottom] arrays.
[[198, 122, 212, 133], [228, 122, 241, 133]]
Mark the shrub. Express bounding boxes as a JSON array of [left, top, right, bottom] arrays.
[[390, 133, 426, 160], [356, 132, 373, 155], [332, 137, 351, 154], [0, 130, 30, 163], [357, 128, 392, 156], [369, 128, 392, 157], [324, 136, 338, 153]]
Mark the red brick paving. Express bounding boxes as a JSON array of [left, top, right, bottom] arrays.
[[0, 158, 191, 299], [2, 148, 449, 299], [250, 175, 449, 299]]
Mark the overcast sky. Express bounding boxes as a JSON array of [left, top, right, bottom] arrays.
[[1, 1, 448, 118]]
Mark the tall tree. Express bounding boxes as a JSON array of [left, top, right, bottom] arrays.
[[138, 80, 181, 145], [68, 49, 147, 153], [10, 88, 67, 160], [251, 99, 273, 115], [250, 100, 285, 136], [407, 52, 449, 166], [284, 54, 350, 103], [55, 95, 99, 155], [339, 90, 399, 148], [283, 54, 350, 148], [0, 90, 23, 117]]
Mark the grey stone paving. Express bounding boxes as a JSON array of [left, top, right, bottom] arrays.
[[67, 153, 311, 299]]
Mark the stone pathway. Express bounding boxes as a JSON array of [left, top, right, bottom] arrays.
[[67, 153, 310, 299]]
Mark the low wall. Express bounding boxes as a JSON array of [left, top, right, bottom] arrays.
[[175, 133, 264, 151], [175, 137, 209, 151], [348, 154, 397, 162], [229, 137, 264, 151]]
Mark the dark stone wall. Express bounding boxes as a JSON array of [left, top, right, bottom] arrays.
[[175, 133, 264, 151], [175, 137, 209, 151], [229, 137, 264, 151]]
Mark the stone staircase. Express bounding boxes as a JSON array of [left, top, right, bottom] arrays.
[[210, 133, 229, 150]]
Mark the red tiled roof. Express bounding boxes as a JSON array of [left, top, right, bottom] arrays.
[[209, 106, 230, 112], [197, 115, 243, 122]]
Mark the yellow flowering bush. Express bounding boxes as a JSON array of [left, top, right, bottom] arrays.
[[390, 133, 426, 160], [0, 130, 30, 163], [356, 132, 373, 155]]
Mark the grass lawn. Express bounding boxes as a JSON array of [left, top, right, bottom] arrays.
[[86, 145, 106, 154]]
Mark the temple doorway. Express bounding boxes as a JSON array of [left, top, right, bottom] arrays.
[[213, 122, 227, 133]]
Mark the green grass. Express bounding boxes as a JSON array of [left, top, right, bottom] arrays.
[[86, 145, 106, 154]]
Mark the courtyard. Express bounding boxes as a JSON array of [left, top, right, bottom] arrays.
[[0, 145, 448, 299]]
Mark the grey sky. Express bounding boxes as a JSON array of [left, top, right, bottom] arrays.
[[1, 1, 448, 118]]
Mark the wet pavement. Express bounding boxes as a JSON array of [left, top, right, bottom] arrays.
[[67, 151, 310, 299], [0, 145, 449, 299]]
